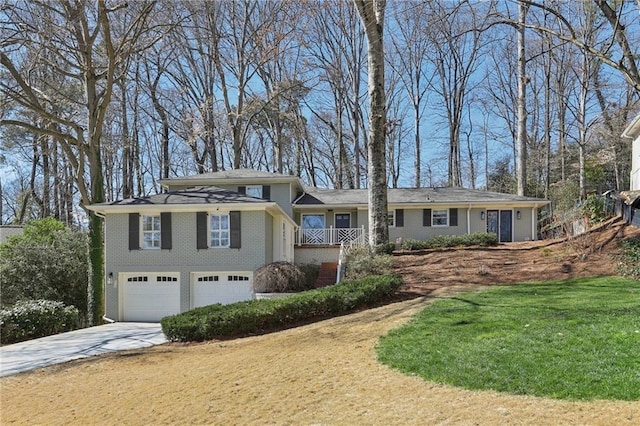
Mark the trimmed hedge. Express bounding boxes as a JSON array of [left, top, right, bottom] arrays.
[[401, 232, 498, 251], [161, 274, 403, 342], [0, 300, 80, 344]]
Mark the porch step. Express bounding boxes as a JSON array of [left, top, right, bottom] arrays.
[[314, 262, 338, 288]]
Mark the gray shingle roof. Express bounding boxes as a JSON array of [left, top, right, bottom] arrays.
[[295, 187, 548, 206], [102, 187, 265, 207]]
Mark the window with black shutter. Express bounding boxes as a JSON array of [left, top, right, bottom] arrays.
[[449, 208, 458, 227], [423, 209, 432, 227], [129, 213, 140, 250], [160, 212, 172, 249]]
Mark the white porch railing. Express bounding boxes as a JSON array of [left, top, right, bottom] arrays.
[[295, 226, 366, 246]]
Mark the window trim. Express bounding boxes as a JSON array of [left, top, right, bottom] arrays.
[[301, 213, 326, 229], [245, 185, 263, 199], [209, 212, 231, 248], [432, 209, 449, 227], [387, 210, 396, 228], [334, 212, 351, 228], [141, 214, 161, 249]]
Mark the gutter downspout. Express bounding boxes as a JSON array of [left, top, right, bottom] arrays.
[[92, 210, 114, 322], [467, 205, 471, 235], [531, 204, 537, 241]]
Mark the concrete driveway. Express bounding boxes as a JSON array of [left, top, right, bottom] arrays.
[[0, 322, 166, 377]]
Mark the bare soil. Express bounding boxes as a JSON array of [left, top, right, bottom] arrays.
[[1, 218, 639, 425]]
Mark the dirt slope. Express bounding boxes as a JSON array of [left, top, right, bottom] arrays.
[[394, 217, 640, 298], [1, 218, 639, 425]]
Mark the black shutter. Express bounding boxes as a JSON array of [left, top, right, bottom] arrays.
[[161, 212, 172, 249], [129, 213, 140, 250], [262, 185, 271, 200], [230, 211, 241, 249], [237, 186, 246, 195], [449, 208, 458, 227], [196, 212, 208, 249], [423, 209, 432, 227], [395, 209, 404, 227]]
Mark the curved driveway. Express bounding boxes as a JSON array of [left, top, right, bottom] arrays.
[[0, 322, 166, 377]]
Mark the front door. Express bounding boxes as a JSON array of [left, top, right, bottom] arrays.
[[487, 210, 513, 243], [335, 213, 351, 228]]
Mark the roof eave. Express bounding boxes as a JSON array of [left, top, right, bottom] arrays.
[[160, 176, 304, 189], [86, 201, 280, 215], [293, 199, 550, 209], [622, 114, 640, 139]]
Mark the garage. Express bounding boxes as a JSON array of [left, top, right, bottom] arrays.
[[191, 272, 254, 309], [121, 273, 181, 322]]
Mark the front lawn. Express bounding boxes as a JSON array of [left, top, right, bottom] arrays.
[[377, 276, 640, 400]]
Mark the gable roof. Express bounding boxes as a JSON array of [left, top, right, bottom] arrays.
[[159, 168, 304, 189], [295, 187, 549, 207]]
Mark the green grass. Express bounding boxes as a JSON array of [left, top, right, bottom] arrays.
[[377, 276, 640, 400]]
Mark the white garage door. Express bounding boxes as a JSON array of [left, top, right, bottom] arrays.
[[191, 272, 253, 309], [122, 273, 181, 322]]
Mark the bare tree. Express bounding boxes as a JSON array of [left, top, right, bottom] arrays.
[[516, 1, 528, 196], [1, 0, 158, 324], [520, 0, 640, 96], [388, 1, 434, 188], [426, 0, 493, 188], [353, 0, 388, 252]]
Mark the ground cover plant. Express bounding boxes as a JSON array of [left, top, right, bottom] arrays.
[[377, 276, 640, 401], [618, 237, 640, 279]]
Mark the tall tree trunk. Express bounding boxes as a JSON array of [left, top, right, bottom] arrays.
[[353, 0, 388, 252], [516, 1, 528, 196]]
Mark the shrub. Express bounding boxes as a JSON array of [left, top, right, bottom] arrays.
[[161, 274, 403, 342], [0, 219, 88, 320], [345, 246, 393, 279], [618, 238, 640, 279], [298, 263, 320, 289], [253, 261, 309, 293], [401, 232, 498, 251], [0, 300, 80, 344], [580, 194, 608, 224]]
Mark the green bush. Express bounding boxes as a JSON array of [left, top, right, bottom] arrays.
[[161, 274, 402, 342], [0, 218, 89, 320], [580, 194, 608, 224], [345, 246, 394, 279], [618, 238, 640, 279], [401, 232, 498, 251], [0, 300, 80, 344]]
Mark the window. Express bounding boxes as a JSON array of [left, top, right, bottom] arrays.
[[432, 209, 448, 226], [197, 211, 240, 250], [302, 214, 325, 229], [142, 215, 161, 249], [228, 275, 250, 281], [245, 185, 263, 198], [210, 214, 230, 248], [301, 214, 325, 244], [197, 275, 219, 282], [387, 210, 396, 227]]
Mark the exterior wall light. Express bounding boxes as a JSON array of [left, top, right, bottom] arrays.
[[108, 272, 113, 286], [480, 211, 485, 220], [516, 210, 521, 220]]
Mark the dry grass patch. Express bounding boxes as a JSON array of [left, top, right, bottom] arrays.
[[2, 293, 639, 425]]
